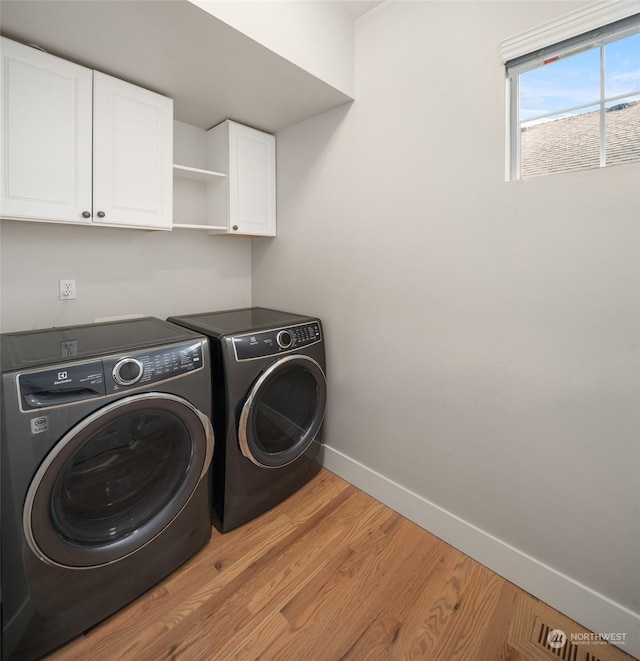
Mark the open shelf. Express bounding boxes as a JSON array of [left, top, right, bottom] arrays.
[[173, 164, 226, 181], [172, 132, 229, 230]]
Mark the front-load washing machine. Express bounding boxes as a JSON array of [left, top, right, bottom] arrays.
[[1, 317, 214, 660], [167, 307, 326, 532]]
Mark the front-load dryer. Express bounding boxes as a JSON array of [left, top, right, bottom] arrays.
[[1, 318, 214, 660], [167, 307, 326, 532]]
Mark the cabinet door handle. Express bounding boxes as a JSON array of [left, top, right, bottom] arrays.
[[97, 211, 106, 218], [82, 211, 91, 218], [232, 225, 238, 231]]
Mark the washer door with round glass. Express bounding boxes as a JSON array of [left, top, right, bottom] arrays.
[[24, 393, 213, 569], [238, 355, 327, 468]]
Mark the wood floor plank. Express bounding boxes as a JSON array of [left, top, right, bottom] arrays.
[[50, 514, 297, 661], [429, 561, 507, 660], [244, 492, 392, 615], [341, 612, 402, 661], [387, 545, 474, 657], [224, 610, 291, 661], [340, 529, 449, 660], [126, 488, 359, 659], [474, 580, 520, 661], [45, 469, 635, 661], [268, 518, 445, 660], [146, 491, 389, 660]]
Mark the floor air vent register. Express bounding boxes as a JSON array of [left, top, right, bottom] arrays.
[[506, 596, 632, 661]]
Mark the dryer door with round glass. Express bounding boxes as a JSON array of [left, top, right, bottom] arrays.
[[24, 393, 213, 568], [238, 355, 327, 468]]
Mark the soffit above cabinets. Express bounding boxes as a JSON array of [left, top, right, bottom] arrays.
[[0, 0, 354, 133]]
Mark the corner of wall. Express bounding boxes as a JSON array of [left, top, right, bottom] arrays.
[[322, 444, 640, 659]]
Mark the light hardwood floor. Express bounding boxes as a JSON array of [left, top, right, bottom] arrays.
[[48, 469, 635, 661]]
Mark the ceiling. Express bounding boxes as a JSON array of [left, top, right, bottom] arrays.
[[339, 1, 385, 19], [0, 0, 359, 133]]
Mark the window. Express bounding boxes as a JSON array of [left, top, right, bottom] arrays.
[[504, 12, 640, 179]]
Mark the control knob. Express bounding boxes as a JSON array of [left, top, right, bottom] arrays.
[[276, 330, 293, 350], [113, 358, 144, 386]]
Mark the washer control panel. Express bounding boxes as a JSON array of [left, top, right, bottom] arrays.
[[103, 341, 203, 394], [17, 341, 204, 411], [233, 321, 322, 361]]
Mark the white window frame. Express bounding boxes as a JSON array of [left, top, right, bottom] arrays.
[[501, 0, 640, 180]]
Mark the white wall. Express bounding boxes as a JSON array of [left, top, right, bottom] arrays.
[[253, 0, 640, 651], [0, 221, 251, 332], [188, 0, 354, 97]]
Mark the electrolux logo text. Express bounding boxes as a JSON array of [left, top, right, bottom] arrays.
[[54, 370, 72, 386]]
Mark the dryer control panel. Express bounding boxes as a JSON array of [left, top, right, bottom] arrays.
[[17, 341, 204, 411], [233, 322, 322, 361]]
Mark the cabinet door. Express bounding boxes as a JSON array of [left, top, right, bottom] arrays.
[[0, 38, 93, 223], [93, 72, 173, 230], [228, 121, 276, 237]]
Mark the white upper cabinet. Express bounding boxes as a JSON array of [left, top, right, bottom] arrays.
[[173, 119, 276, 236], [228, 121, 276, 237], [206, 120, 276, 237], [0, 38, 93, 223], [92, 72, 173, 229], [0, 37, 173, 230]]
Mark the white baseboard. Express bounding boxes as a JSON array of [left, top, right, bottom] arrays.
[[321, 444, 640, 658]]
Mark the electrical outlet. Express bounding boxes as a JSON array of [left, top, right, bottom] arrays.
[[59, 279, 77, 300]]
